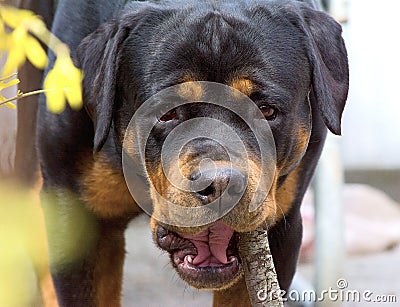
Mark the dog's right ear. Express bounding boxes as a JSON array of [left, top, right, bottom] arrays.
[[76, 21, 128, 153], [297, 4, 349, 135]]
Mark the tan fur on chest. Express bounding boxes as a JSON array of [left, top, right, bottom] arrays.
[[81, 155, 141, 218]]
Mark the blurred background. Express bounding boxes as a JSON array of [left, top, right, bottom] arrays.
[[341, 0, 400, 200], [1, 0, 399, 306]]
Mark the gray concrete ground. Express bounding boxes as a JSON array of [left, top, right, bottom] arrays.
[[298, 248, 400, 307]]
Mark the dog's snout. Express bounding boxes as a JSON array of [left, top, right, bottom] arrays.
[[193, 167, 246, 203]]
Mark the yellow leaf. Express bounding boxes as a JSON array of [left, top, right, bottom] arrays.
[[0, 18, 4, 34], [2, 47, 25, 76], [64, 66, 83, 109], [64, 86, 82, 110], [0, 6, 35, 29], [2, 27, 28, 75], [25, 17, 47, 37], [5, 101, 16, 109], [50, 55, 83, 111], [0, 78, 20, 90], [43, 68, 66, 114], [24, 35, 48, 69], [45, 88, 65, 114], [0, 20, 7, 50]]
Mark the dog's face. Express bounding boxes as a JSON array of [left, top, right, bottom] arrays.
[[77, 0, 348, 290]]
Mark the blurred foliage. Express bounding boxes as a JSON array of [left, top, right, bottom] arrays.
[[0, 183, 97, 306], [0, 5, 83, 113], [0, 183, 45, 306], [0, 5, 90, 305], [41, 189, 98, 272]]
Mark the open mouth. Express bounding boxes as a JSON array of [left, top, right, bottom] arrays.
[[155, 221, 242, 289]]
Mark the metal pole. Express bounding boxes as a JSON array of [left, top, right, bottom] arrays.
[[312, 1, 349, 304], [313, 134, 345, 306]]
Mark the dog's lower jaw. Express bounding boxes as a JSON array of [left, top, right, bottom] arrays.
[[154, 222, 244, 290], [173, 255, 243, 290]]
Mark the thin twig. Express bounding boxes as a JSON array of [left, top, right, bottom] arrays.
[[0, 89, 50, 106], [0, 73, 18, 82]]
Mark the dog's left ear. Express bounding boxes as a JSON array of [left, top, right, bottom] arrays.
[[298, 4, 349, 135], [76, 21, 128, 153]]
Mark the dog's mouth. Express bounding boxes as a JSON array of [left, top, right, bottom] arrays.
[[155, 221, 242, 289]]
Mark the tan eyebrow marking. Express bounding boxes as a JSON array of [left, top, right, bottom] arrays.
[[177, 81, 203, 101], [230, 78, 255, 97]]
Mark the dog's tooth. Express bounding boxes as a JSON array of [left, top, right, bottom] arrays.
[[229, 256, 237, 263], [187, 255, 193, 264]]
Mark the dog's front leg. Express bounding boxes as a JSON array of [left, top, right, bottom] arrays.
[[42, 192, 128, 307]]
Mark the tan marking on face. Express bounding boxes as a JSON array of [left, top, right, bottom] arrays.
[[297, 127, 310, 157], [274, 167, 300, 221], [278, 126, 310, 175], [147, 163, 169, 197], [177, 81, 203, 101], [149, 160, 217, 234], [117, 128, 127, 146], [230, 78, 255, 97], [81, 154, 141, 218], [220, 159, 275, 232]]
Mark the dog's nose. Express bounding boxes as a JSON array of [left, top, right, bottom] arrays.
[[192, 167, 246, 204]]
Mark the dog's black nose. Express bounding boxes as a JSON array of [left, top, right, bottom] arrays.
[[193, 167, 246, 204]]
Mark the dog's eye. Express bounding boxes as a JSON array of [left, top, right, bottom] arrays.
[[259, 105, 277, 120], [159, 109, 178, 122]]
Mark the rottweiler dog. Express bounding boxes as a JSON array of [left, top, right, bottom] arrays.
[[30, 0, 348, 306]]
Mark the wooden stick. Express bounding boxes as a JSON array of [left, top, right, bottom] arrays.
[[239, 229, 284, 307]]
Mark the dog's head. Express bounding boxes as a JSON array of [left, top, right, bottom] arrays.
[[77, 0, 348, 290]]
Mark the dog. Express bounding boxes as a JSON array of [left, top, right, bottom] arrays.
[[24, 0, 349, 306]]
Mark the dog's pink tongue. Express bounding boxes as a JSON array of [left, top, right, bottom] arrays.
[[180, 222, 234, 267]]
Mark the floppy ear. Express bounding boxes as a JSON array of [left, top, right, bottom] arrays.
[[76, 21, 128, 153], [298, 4, 349, 135]]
